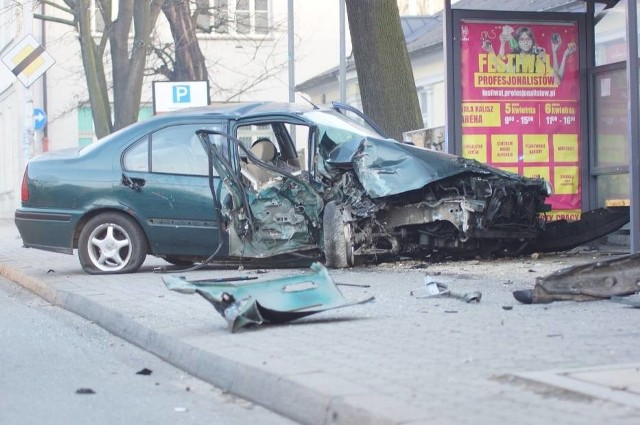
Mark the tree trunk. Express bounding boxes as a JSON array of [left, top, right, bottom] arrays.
[[162, 0, 208, 82], [75, 0, 112, 138], [57, 1, 164, 136], [344, 0, 423, 141]]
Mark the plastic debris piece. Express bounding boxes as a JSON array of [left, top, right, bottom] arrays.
[[163, 262, 374, 332]]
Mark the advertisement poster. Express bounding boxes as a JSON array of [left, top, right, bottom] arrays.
[[459, 19, 581, 220]]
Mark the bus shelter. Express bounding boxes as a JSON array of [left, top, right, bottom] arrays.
[[444, 0, 640, 252]]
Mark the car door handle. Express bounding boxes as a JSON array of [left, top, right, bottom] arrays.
[[122, 173, 146, 191]]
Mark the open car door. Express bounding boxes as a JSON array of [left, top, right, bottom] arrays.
[[196, 129, 324, 259]]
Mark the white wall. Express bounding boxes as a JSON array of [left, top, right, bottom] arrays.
[[0, 1, 46, 216], [0, 85, 21, 216]]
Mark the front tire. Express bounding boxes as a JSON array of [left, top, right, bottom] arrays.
[[78, 212, 148, 274], [323, 201, 354, 268]]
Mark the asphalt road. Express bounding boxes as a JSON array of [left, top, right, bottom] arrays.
[[0, 276, 296, 425]]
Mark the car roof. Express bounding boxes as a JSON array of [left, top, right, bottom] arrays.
[[156, 102, 316, 121]]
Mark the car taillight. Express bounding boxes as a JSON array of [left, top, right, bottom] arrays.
[[21, 167, 29, 202]]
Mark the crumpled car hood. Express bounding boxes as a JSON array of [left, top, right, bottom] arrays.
[[325, 137, 510, 198]]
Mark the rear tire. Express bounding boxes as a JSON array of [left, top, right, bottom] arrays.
[[323, 201, 354, 268], [78, 212, 148, 274]]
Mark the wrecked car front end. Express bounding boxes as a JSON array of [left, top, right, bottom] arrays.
[[310, 111, 551, 262], [197, 105, 625, 269]]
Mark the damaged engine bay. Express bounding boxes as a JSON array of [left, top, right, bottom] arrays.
[[326, 154, 551, 262]]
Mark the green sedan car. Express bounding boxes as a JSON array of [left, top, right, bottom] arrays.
[[18, 102, 619, 275]]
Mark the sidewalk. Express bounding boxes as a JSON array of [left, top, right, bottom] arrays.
[[1, 217, 639, 424]]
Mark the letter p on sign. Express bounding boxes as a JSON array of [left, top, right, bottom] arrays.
[[173, 85, 191, 103]]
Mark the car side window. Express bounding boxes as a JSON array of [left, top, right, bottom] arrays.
[[123, 124, 223, 176], [123, 137, 149, 172]]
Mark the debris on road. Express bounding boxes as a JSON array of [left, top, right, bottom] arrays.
[[136, 368, 153, 375], [411, 276, 482, 303], [163, 262, 374, 332], [513, 253, 640, 304], [75, 388, 96, 394], [610, 296, 640, 308]]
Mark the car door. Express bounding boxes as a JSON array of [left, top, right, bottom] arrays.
[[198, 122, 323, 260], [116, 123, 227, 257]]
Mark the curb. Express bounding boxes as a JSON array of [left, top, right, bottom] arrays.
[[0, 262, 428, 425]]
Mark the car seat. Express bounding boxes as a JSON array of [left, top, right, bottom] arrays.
[[242, 138, 278, 187]]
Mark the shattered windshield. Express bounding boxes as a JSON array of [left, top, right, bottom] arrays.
[[303, 110, 386, 145]]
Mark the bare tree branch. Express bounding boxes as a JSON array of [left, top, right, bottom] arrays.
[[41, 0, 74, 15], [33, 14, 76, 26]]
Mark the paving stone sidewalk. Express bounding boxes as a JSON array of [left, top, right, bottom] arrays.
[[1, 218, 639, 424]]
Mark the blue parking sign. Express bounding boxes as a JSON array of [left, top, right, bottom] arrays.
[[153, 81, 208, 113], [172, 85, 191, 103]]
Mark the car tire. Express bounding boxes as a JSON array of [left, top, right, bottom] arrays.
[[323, 201, 354, 269], [78, 212, 148, 274]]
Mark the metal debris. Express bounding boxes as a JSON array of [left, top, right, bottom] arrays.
[[513, 253, 640, 304], [163, 262, 374, 332], [412, 277, 482, 303]]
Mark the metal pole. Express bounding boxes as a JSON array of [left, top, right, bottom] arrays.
[[443, 0, 454, 154], [625, 0, 640, 252], [287, 0, 295, 103], [22, 1, 34, 164], [339, 0, 346, 103]]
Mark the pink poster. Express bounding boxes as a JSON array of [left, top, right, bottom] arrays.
[[459, 20, 581, 220]]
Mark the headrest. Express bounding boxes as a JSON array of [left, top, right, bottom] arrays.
[[251, 139, 276, 161]]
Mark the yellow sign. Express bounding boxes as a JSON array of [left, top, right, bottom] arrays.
[[1, 34, 55, 88], [491, 134, 518, 163], [462, 102, 501, 127]]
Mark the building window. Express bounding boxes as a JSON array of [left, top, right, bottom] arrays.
[[90, 1, 133, 36], [197, 0, 270, 36], [91, 1, 105, 33], [416, 86, 429, 128], [236, 124, 275, 150]]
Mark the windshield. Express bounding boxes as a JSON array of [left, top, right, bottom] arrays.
[[303, 110, 386, 145]]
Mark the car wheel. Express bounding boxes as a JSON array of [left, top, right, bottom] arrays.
[[323, 201, 354, 268], [78, 212, 148, 274], [163, 256, 195, 267]]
